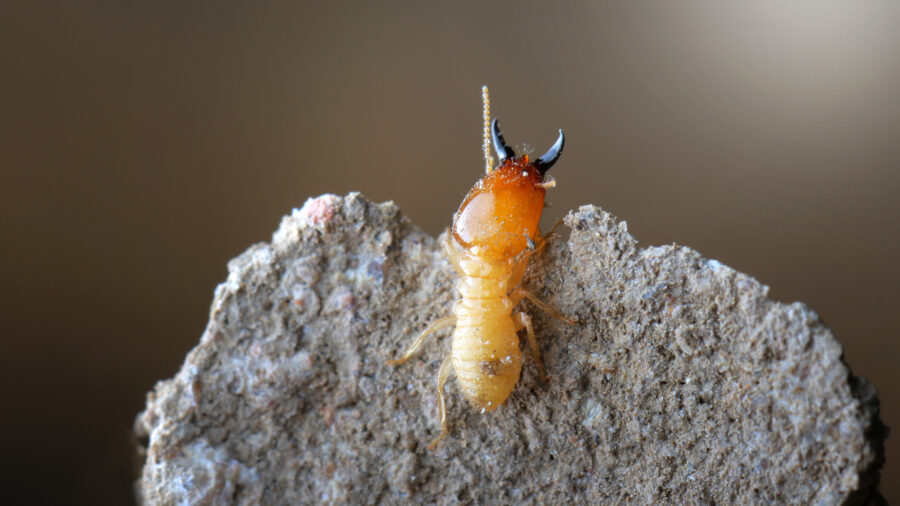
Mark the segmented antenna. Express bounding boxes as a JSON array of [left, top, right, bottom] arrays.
[[482, 85, 494, 174]]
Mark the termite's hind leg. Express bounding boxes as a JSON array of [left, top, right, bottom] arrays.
[[509, 288, 576, 325], [514, 311, 547, 382], [428, 355, 454, 450], [387, 316, 456, 366]]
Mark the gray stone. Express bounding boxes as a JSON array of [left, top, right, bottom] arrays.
[[135, 193, 885, 504]]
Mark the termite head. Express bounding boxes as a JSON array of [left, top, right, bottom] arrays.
[[452, 119, 565, 261]]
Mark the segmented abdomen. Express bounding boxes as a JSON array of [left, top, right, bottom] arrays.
[[451, 277, 523, 411]]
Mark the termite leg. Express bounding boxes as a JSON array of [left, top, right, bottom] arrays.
[[387, 316, 456, 366], [533, 219, 564, 253], [510, 287, 576, 325], [514, 311, 547, 382], [443, 232, 465, 277], [546, 218, 564, 239], [428, 355, 454, 450]]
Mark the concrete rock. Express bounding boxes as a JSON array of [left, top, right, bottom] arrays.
[[135, 193, 885, 504]]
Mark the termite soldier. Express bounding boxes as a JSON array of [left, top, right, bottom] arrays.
[[388, 87, 573, 449]]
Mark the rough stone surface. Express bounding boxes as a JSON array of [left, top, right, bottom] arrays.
[[135, 193, 885, 504]]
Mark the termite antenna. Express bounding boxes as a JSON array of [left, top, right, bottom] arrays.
[[482, 86, 494, 174], [533, 129, 565, 175], [491, 118, 516, 163]]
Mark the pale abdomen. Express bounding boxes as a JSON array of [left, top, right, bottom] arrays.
[[451, 300, 523, 411]]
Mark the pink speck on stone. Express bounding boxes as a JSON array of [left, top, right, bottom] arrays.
[[333, 291, 356, 311], [298, 195, 338, 226]]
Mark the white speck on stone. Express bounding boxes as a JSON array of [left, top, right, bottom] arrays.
[[141, 438, 263, 505], [581, 399, 604, 428], [708, 259, 727, 274]]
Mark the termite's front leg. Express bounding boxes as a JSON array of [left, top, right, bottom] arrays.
[[532, 219, 564, 253], [443, 231, 465, 277]]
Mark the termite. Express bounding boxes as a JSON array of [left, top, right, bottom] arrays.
[[388, 87, 574, 449]]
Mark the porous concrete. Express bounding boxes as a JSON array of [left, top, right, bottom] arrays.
[[135, 193, 885, 504]]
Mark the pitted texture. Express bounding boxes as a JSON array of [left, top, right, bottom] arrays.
[[135, 193, 885, 504]]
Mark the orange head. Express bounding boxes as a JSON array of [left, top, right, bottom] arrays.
[[452, 119, 565, 261]]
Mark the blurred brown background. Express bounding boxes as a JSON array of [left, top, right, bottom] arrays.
[[1, 2, 897, 503]]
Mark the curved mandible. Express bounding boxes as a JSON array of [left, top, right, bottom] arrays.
[[491, 118, 516, 162], [533, 129, 565, 175]]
